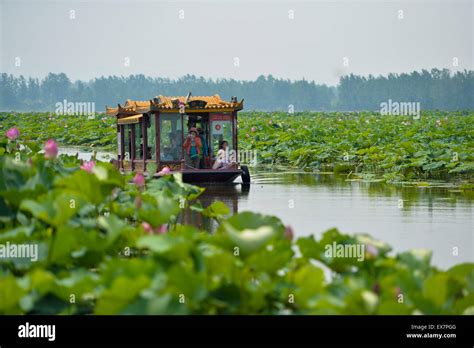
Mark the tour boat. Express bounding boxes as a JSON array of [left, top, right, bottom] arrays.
[[106, 93, 250, 183]]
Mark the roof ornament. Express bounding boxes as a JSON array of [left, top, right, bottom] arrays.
[[185, 92, 192, 103], [191, 100, 207, 108]]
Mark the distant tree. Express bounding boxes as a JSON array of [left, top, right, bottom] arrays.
[[337, 69, 473, 111], [0, 69, 472, 112], [40, 73, 72, 108]]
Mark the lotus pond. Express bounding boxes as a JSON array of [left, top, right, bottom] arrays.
[[1, 111, 473, 181], [0, 113, 473, 315]]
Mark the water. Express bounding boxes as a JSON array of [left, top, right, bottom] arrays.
[[59, 146, 113, 162], [197, 170, 473, 269]]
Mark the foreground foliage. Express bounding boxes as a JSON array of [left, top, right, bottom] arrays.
[[0, 136, 473, 315]]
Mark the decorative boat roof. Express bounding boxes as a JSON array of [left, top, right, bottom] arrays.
[[152, 94, 243, 111], [106, 94, 243, 117], [106, 99, 151, 117]]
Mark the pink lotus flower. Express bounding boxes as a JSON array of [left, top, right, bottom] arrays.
[[251, 127, 256, 132], [6, 127, 20, 140], [133, 173, 145, 187], [142, 222, 153, 234], [366, 244, 379, 257], [284, 225, 294, 241], [157, 224, 168, 234], [142, 222, 167, 234], [80, 160, 95, 173], [44, 139, 58, 159], [268, 120, 273, 125], [158, 166, 171, 176]]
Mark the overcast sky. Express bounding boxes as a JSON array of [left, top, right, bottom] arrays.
[[1, 0, 472, 85]]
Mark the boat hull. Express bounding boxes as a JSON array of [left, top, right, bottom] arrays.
[[155, 169, 242, 183]]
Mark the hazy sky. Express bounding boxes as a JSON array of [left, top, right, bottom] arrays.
[[1, 0, 472, 85]]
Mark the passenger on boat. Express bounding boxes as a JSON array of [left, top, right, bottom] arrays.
[[212, 140, 235, 169], [183, 128, 202, 169]]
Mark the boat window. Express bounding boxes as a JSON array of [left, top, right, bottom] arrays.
[[147, 114, 156, 160], [160, 113, 182, 161], [133, 123, 143, 160], [210, 119, 233, 159], [124, 125, 130, 161]]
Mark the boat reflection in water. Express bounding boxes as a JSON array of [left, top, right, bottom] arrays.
[[178, 183, 250, 232]]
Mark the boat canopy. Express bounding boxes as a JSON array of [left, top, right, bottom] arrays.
[[117, 114, 143, 125], [152, 95, 243, 113], [106, 99, 151, 117], [106, 94, 243, 117]]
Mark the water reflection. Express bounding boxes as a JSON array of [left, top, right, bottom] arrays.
[[59, 147, 113, 162], [179, 184, 249, 231]]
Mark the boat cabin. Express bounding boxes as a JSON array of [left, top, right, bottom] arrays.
[[106, 94, 249, 183]]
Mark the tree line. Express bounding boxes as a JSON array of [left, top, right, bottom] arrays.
[[0, 69, 472, 112]]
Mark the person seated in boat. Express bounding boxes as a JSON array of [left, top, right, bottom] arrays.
[[183, 128, 202, 169], [212, 140, 236, 169]]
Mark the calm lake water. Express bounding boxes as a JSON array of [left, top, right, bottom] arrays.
[[60, 148, 473, 269], [59, 147, 113, 162], [196, 170, 473, 269]]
